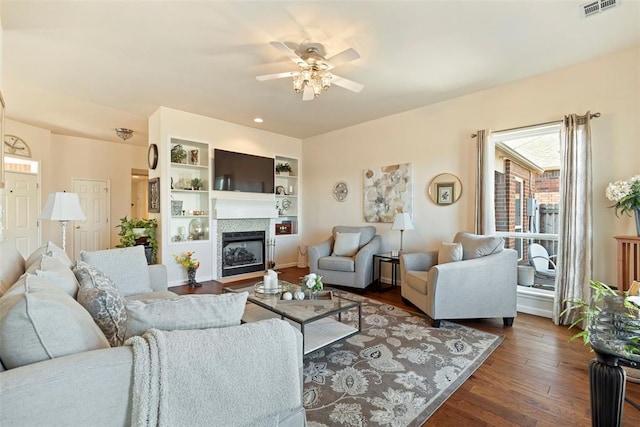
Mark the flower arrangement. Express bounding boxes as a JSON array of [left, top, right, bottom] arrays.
[[276, 162, 292, 173], [173, 251, 200, 270], [302, 273, 323, 292], [605, 174, 640, 217]]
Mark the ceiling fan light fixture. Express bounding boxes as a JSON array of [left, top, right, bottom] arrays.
[[293, 75, 304, 93]]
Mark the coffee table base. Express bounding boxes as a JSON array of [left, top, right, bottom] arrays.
[[243, 303, 360, 355]]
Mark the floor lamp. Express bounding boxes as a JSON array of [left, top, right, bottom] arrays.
[[392, 212, 414, 253], [39, 192, 86, 252]]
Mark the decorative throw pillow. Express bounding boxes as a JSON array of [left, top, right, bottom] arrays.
[[438, 242, 463, 264], [27, 254, 79, 297], [332, 232, 362, 257], [73, 261, 127, 347], [80, 246, 153, 297], [124, 292, 249, 340], [0, 274, 110, 369], [25, 241, 73, 270], [453, 231, 505, 260], [0, 239, 26, 296]]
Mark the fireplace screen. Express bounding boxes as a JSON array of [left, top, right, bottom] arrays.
[[221, 231, 265, 277]]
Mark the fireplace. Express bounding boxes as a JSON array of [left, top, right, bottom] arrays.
[[221, 231, 265, 277]]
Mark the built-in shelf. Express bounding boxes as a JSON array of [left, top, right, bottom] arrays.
[[275, 155, 299, 235]]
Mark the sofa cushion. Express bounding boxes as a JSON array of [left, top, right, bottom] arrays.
[[333, 226, 376, 248], [332, 232, 361, 257], [0, 274, 110, 369], [405, 270, 430, 295], [0, 240, 26, 296], [74, 261, 127, 347], [453, 231, 504, 260], [438, 242, 463, 265], [80, 246, 153, 297], [27, 254, 79, 297], [318, 256, 355, 272], [125, 290, 179, 302], [124, 292, 249, 340], [25, 241, 72, 270]]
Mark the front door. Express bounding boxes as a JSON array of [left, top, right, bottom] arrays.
[[3, 171, 39, 257], [73, 179, 110, 260]]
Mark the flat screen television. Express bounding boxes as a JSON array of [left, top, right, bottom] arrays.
[[213, 149, 275, 194]]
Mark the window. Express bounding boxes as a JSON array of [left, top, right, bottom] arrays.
[[491, 123, 561, 292]]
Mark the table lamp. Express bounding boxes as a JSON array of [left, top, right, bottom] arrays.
[[39, 192, 86, 251], [392, 212, 414, 253]]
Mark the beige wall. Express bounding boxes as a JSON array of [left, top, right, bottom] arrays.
[[5, 119, 147, 250], [301, 46, 640, 286]]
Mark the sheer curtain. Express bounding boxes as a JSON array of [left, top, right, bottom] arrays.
[[553, 113, 593, 325], [474, 130, 495, 235]]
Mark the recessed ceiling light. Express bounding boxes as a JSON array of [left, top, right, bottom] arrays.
[[254, 117, 264, 123]]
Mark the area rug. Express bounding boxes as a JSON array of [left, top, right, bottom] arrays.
[[302, 291, 503, 427]]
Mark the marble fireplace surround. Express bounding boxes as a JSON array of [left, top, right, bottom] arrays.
[[212, 198, 278, 280]]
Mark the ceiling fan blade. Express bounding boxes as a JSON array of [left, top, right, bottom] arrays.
[[331, 75, 364, 93], [270, 41, 308, 67], [256, 71, 299, 81], [326, 48, 360, 70], [302, 85, 315, 101]]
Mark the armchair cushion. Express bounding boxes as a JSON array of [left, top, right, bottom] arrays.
[[81, 246, 153, 297], [333, 225, 376, 248], [453, 231, 504, 260], [318, 256, 355, 272], [332, 232, 361, 256], [404, 270, 430, 295], [124, 292, 249, 339], [438, 242, 463, 264]]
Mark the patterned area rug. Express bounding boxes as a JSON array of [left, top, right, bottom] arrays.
[[303, 292, 503, 427]]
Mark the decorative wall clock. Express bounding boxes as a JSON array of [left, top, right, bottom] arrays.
[[333, 181, 349, 202], [147, 143, 159, 169], [3, 135, 31, 157]]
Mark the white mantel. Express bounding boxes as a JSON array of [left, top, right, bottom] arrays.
[[212, 198, 278, 220]]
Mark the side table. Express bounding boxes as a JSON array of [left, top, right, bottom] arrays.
[[372, 252, 400, 291]]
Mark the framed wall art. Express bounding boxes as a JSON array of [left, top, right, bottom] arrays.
[[363, 163, 413, 222], [148, 177, 160, 213], [437, 182, 454, 205]]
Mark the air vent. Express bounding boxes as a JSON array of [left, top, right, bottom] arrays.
[[581, 0, 618, 18]]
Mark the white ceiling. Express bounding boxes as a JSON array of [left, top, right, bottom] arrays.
[[2, 1, 639, 146]]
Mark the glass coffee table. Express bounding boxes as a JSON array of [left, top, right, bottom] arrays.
[[224, 281, 361, 355]]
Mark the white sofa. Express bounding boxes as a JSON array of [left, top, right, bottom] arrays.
[[0, 240, 306, 426], [400, 232, 518, 327]]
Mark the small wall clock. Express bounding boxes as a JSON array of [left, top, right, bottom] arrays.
[[147, 144, 159, 169], [3, 134, 31, 157], [333, 181, 349, 202]]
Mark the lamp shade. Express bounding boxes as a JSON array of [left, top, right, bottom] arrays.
[[39, 192, 86, 221], [392, 213, 414, 231]]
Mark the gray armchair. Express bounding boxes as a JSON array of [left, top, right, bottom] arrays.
[[399, 232, 518, 327], [308, 226, 382, 290]]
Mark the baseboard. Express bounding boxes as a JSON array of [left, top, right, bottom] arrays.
[[517, 286, 553, 318]]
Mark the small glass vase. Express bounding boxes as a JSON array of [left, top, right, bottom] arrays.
[[309, 289, 318, 300], [187, 267, 200, 287]]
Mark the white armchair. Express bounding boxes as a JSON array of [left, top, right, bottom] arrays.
[[400, 232, 518, 327], [308, 226, 382, 290]]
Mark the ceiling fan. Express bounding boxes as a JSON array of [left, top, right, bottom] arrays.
[[256, 41, 364, 101]]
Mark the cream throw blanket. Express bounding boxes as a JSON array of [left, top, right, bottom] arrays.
[[127, 319, 302, 426]]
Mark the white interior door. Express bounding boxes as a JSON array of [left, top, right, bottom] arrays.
[[73, 179, 110, 260], [4, 171, 39, 258]]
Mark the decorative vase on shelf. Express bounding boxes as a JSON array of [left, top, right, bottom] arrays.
[[187, 267, 199, 287]]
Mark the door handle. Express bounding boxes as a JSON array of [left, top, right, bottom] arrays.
[[75, 226, 81, 229]]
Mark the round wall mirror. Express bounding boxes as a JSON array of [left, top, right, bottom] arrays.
[[428, 173, 463, 205]]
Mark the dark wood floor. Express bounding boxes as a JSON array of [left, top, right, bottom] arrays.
[[174, 267, 640, 426]]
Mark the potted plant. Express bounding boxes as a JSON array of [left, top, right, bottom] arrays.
[[191, 178, 203, 190], [276, 162, 293, 176], [174, 251, 201, 287], [116, 216, 158, 264]]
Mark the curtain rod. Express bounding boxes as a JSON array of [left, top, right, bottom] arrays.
[[470, 112, 600, 138]]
